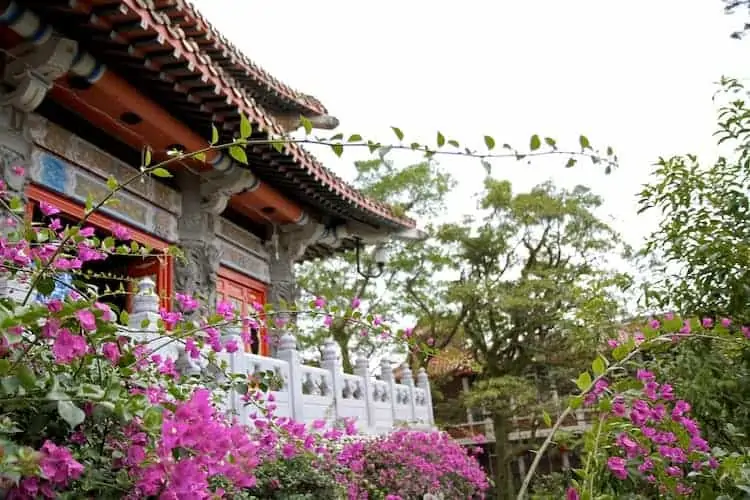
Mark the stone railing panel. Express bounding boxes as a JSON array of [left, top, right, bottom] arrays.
[[120, 281, 436, 434]]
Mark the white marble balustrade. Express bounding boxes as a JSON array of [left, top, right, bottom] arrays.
[[124, 278, 435, 434]]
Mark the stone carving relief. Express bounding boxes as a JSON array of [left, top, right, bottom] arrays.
[[0, 104, 31, 235], [200, 167, 258, 215], [174, 240, 221, 314], [266, 221, 326, 309]]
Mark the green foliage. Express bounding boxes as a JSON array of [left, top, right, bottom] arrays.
[[439, 180, 631, 499], [296, 158, 456, 370], [244, 454, 345, 499], [640, 77, 750, 322]]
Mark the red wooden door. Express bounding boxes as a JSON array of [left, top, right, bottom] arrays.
[[216, 267, 268, 355]]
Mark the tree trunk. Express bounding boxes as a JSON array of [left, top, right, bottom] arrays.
[[331, 320, 353, 373], [493, 414, 509, 500]]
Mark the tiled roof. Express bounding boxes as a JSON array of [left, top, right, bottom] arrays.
[[427, 346, 479, 378], [21, 0, 415, 230]]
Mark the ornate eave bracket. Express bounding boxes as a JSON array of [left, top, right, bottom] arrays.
[[1, 35, 78, 113], [199, 166, 259, 215]]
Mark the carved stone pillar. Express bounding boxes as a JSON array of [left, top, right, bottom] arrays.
[[265, 222, 325, 356], [0, 104, 31, 230], [173, 173, 222, 315], [0, 103, 32, 301]]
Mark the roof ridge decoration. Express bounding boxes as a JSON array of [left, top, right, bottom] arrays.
[[125, 0, 415, 229]]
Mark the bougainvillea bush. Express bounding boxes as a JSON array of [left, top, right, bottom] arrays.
[[0, 187, 488, 498], [521, 314, 750, 500], [336, 430, 489, 499]]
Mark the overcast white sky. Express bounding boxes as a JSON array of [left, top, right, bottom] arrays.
[[193, 0, 749, 249]]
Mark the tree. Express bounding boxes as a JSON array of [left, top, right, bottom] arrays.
[[295, 158, 455, 372], [637, 77, 750, 461], [639, 77, 750, 322], [440, 179, 631, 499]]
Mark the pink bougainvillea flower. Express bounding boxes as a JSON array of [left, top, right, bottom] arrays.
[[52, 329, 88, 364], [701, 317, 714, 328], [351, 296, 361, 310], [93, 301, 115, 322], [76, 309, 97, 331], [39, 440, 84, 486], [175, 292, 199, 312], [323, 315, 333, 327], [111, 223, 131, 241], [314, 296, 326, 308], [607, 456, 628, 480], [48, 218, 62, 231], [216, 300, 234, 321], [566, 487, 580, 500], [39, 201, 60, 216], [224, 339, 239, 353], [11, 165, 24, 177], [101, 342, 121, 365], [78, 227, 96, 238], [159, 309, 182, 329]]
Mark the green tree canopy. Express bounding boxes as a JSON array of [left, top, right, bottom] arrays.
[[438, 179, 631, 499], [295, 158, 455, 371]]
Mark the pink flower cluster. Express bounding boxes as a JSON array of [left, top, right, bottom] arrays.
[[125, 389, 261, 498], [6, 441, 83, 499], [337, 429, 489, 498], [604, 369, 717, 495]]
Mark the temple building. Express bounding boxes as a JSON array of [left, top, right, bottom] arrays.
[[0, 0, 421, 357]]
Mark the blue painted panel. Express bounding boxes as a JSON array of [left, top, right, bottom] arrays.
[[38, 153, 69, 193]]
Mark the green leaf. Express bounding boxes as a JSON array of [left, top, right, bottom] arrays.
[[348, 134, 362, 142], [565, 157, 577, 168], [106, 177, 118, 190], [569, 395, 583, 410], [391, 127, 404, 141], [612, 344, 629, 361], [592, 356, 606, 377], [210, 124, 219, 145], [544, 137, 557, 149], [36, 277, 55, 296], [579, 135, 591, 150], [448, 139, 460, 148], [119, 310, 129, 326], [192, 151, 206, 162], [143, 147, 152, 167], [78, 383, 106, 400], [331, 143, 344, 157], [143, 406, 163, 430], [240, 113, 252, 140], [529, 134, 541, 151], [542, 410, 552, 427], [17, 365, 35, 390], [151, 167, 172, 178], [300, 115, 313, 135], [575, 371, 592, 392], [229, 145, 248, 164], [271, 140, 285, 153], [58, 400, 85, 428], [8, 197, 22, 212], [484, 135, 496, 150], [436, 131, 445, 147]]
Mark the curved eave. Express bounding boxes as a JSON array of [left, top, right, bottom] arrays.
[[19, 0, 415, 231]]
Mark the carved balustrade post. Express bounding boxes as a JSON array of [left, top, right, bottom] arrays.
[[320, 339, 343, 424], [276, 332, 304, 421], [380, 358, 397, 425], [400, 363, 417, 423], [354, 354, 376, 431], [416, 367, 435, 427]]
